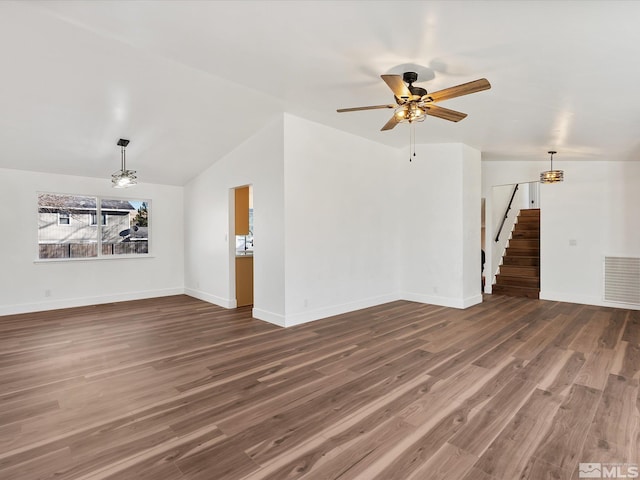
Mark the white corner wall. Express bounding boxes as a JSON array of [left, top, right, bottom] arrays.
[[282, 114, 402, 326], [184, 115, 286, 324], [186, 114, 485, 327], [482, 160, 640, 309], [400, 143, 482, 309], [461, 144, 483, 302], [0, 168, 184, 315]]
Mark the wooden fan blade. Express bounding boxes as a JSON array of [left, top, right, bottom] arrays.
[[337, 104, 396, 113], [381, 114, 400, 131], [381, 75, 411, 100], [425, 104, 468, 122], [423, 78, 491, 103]]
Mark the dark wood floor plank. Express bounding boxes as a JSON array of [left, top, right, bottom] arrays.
[[402, 442, 477, 480], [471, 388, 562, 479], [512, 315, 569, 361], [526, 383, 602, 473], [472, 316, 547, 369], [541, 350, 586, 396], [622, 310, 640, 345], [585, 374, 639, 459], [575, 347, 617, 391], [614, 341, 640, 384], [448, 378, 537, 455], [598, 309, 628, 349], [0, 295, 636, 480]]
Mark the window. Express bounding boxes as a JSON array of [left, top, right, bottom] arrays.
[[235, 208, 254, 255], [90, 213, 107, 226], [37, 193, 150, 260], [101, 199, 149, 256]]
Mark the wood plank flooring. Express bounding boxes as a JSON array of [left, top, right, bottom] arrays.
[[0, 295, 638, 479]]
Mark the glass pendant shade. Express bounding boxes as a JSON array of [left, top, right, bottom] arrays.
[[540, 169, 564, 183], [540, 150, 563, 184], [111, 169, 137, 188]]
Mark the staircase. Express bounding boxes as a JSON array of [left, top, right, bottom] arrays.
[[492, 208, 540, 299]]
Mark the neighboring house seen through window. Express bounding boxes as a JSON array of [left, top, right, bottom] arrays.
[[38, 193, 150, 260]]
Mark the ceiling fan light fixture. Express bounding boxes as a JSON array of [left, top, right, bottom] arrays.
[[111, 138, 137, 188], [336, 73, 491, 132], [540, 150, 564, 184], [394, 104, 426, 123]]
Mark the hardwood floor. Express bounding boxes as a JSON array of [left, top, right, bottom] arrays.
[[0, 295, 638, 479]]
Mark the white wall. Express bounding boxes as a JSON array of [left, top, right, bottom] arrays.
[[461, 144, 482, 301], [0, 119, 488, 324], [184, 115, 286, 324], [482, 160, 640, 309], [400, 143, 482, 308], [0, 168, 184, 315], [185, 115, 485, 327], [282, 115, 402, 326]]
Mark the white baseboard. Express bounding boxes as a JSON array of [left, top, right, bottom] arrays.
[[401, 291, 482, 309], [252, 308, 285, 327], [0, 287, 185, 317], [540, 290, 640, 311], [183, 288, 236, 309], [283, 293, 402, 327], [461, 294, 484, 308]]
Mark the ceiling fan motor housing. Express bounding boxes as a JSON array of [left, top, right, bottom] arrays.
[[402, 71, 418, 84], [402, 71, 427, 97]]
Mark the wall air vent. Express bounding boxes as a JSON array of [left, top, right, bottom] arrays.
[[604, 256, 640, 305]]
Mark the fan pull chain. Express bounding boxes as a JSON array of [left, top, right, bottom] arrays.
[[409, 123, 416, 162], [413, 123, 416, 160]]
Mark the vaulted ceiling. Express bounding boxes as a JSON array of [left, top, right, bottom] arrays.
[[2, 1, 639, 185]]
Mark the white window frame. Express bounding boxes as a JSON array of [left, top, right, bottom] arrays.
[[36, 192, 152, 262], [58, 212, 71, 225], [89, 212, 107, 226]]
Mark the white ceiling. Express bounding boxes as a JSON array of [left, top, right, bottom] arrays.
[[2, 1, 640, 185]]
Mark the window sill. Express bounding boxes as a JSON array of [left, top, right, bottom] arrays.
[[34, 255, 155, 264]]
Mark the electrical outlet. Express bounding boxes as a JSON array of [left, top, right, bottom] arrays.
[[45, 289, 51, 297]]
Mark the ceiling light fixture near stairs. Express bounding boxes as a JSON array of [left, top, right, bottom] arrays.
[[540, 150, 563, 184], [112, 138, 137, 188]]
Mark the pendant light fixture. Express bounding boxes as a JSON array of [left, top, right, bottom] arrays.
[[111, 138, 137, 188], [540, 150, 563, 184]]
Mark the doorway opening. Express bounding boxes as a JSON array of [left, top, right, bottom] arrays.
[[233, 185, 253, 307]]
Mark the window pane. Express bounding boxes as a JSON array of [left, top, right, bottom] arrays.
[[236, 208, 254, 255], [38, 193, 98, 259], [90, 213, 107, 226], [101, 199, 149, 256]]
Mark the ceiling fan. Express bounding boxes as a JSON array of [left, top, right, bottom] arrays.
[[337, 72, 491, 131]]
